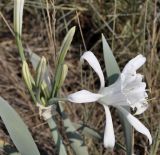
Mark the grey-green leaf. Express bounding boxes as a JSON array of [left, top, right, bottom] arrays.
[[47, 116, 67, 155], [58, 103, 89, 155], [118, 109, 132, 155], [102, 34, 132, 155], [51, 27, 76, 97], [57, 26, 76, 66], [28, 50, 51, 92], [28, 50, 41, 70], [102, 34, 120, 84], [0, 97, 40, 155], [73, 123, 102, 140], [14, 0, 25, 61]]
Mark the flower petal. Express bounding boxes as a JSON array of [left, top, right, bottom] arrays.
[[103, 105, 115, 148], [81, 51, 105, 88], [122, 54, 146, 74], [99, 90, 127, 106], [67, 90, 103, 103], [118, 107, 152, 144], [125, 82, 147, 104]]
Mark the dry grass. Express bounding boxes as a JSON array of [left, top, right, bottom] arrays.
[[0, 0, 160, 155]]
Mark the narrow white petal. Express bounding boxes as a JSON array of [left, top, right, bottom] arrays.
[[67, 90, 103, 103], [118, 107, 152, 144], [123, 54, 146, 74], [103, 105, 115, 148], [81, 51, 105, 88]]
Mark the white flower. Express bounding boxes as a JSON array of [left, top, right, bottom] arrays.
[[68, 51, 152, 148]]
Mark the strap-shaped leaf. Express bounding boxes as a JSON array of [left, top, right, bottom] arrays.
[[28, 50, 51, 92], [14, 0, 25, 61], [73, 123, 102, 140], [0, 97, 40, 155], [58, 103, 89, 155], [102, 34, 132, 155], [57, 27, 76, 69], [47, 116, 67, 155], [28, 50, 41, 70], [73, 123, 126, 152], [102, 34, 120, 84], [51, 27, 76, 97]]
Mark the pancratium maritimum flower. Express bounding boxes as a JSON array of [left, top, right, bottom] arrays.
[[68, 51, 152, 148]]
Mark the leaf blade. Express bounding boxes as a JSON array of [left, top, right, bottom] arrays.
[[102, 34, 132, 155], [102, 34, 120, 84], [58, 103, 89, 155], [0, 97, 40, 155], [51, 27, 76, 97]]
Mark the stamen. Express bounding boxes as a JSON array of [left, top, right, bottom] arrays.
[[147, 97, 156, 102], [146, 88, 151, 93]]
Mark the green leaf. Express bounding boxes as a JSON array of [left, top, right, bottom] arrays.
[[22, 61, 33, 90], [102, 34, 132, 155], [14, 0, 24, 36], [58, 103, 89, 155], [0, 143, 20, 155], [14, 0, 25, 61], [28, 50, 41, 70], [28, 52, 67, 154], [35, 56, 47, 88], [51, 27, 76, 97], [47, 116, 67, 155], [73, 123, 126, 152], [28, 50, 51, 93], [73, 123, 102, 140], [57, 27, 76, 67], [57, 64, 68, 91], [28, 32, 89, 155], [0, 97, 40, 155], [102, 34, 120, 84]]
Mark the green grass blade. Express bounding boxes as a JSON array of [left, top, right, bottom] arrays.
[[0, 97, 40, 155], [102, 34, 132, 155]]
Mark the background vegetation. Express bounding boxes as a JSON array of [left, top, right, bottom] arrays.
[[0, 0, 159, 154]]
